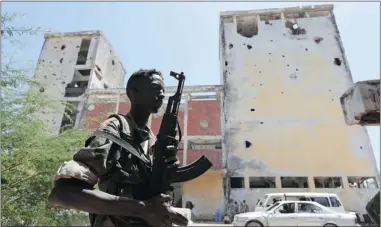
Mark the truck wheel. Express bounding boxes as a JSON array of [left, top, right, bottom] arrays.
[[245, 220, 263, 227]]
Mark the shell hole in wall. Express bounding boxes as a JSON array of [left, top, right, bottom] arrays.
[[59, 58, 64, 64], [96, 65, 102, 73], [250, 108, 255, 112], [229, 43, 234, 49], [112, 60, 115, 66], [61, 45, 66, 50], [247, 45, 252, 50], [314, 36, 324, 44], [245, 140, 252, 148], [236, 15, 259, 38], [285, 19, 306, 35], [334, 58, 342, 66]]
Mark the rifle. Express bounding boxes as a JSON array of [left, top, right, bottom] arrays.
[[148, 71, 213, 197]]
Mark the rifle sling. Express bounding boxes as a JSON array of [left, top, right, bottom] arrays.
[[92, 130, 151, 165]]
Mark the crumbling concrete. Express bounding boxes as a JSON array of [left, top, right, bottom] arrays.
[[34, 30, 126, 135], [220, 4, 379, 215], [340, 79, 380, 126]]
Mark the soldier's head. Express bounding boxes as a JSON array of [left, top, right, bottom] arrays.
[[126, 69, 165, 114]]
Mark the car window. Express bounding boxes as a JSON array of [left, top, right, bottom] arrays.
[[274, 203, 296, 214], [311, 197, 330, 207], [297, 203, 323, 214], [329, 197, 341, 207]]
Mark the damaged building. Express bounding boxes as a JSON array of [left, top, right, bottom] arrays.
[[34, 30, 126, 135], [34, 4, 379, 221], [220, 4, 379, 215]]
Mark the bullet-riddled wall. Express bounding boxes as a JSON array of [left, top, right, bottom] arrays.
[[34, 31, 125, 135], [220, 4, 379, 214]]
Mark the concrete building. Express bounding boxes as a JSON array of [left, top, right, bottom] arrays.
[[220, 4, 379, 215], [34, 30, 126, 135], [35, 4, 379, 220]]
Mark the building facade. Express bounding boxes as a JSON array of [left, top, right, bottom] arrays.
[[220, 4, 379, 214], [34, 30, 126, 135], [35, 4, 380, 220]]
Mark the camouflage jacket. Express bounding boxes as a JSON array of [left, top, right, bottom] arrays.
[[54, 113, 156, 227]]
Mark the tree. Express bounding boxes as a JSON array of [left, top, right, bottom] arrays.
[[1, 13, 92, 226]]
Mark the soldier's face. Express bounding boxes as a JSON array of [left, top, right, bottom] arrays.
[[135, 74, 165, 114]]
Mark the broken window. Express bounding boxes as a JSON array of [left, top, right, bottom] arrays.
[[284, 11, 306, 19], [215, 141, 222, 149], [348, 177, 379, 189], [64, 81, 89, 97], [259, 13, 281, 21], [281, 177, 309, 188], [249, 177, 276, 188], [78, 69, 91, 77], [314, 177, 343, 188], [76, 38, 91, 65], [60, 101, 79, 133], [308, 10, 330, 18], [230, 177, 245, 188]]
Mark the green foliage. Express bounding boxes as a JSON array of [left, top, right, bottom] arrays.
[[1, 13, 92, 226]]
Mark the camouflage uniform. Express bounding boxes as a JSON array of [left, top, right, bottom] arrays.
[[54, 113, 157, 227]]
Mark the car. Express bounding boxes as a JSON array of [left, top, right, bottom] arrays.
[[233, 200, 360, 227], [254, 192, 346, 213]]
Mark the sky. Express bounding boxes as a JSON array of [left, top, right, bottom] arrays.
[[2, 1, 380, 170]]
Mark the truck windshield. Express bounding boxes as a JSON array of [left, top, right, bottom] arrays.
[[265, 202, 280, 211], [257, 195, 268, 207]]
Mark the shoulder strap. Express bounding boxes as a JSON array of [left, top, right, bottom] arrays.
[[91, 114, 150, 165]]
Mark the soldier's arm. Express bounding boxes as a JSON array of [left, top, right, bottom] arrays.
[[48, 117, 147, 218]]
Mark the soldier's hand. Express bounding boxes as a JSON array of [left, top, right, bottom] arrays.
[[144, 193, 189, 227], [165, 145, 180, 169]]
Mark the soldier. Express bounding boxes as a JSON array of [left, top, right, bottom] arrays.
[[48, 69, 188, 227]]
